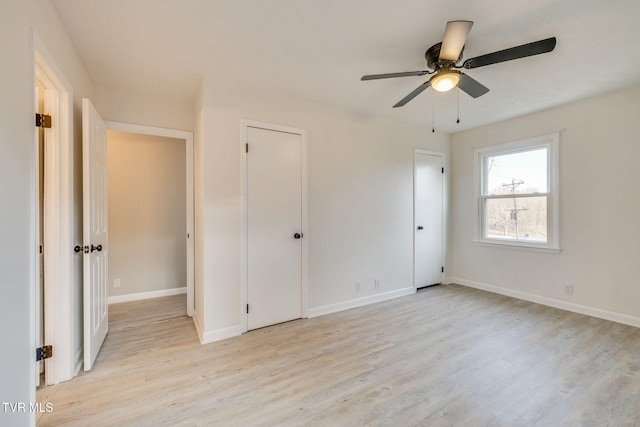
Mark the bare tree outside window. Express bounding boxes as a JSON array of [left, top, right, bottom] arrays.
[[482, 147, 548, 243]]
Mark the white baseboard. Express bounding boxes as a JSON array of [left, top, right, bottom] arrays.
[[308, 287, 416, 318], [452, 277, 640, 329], [443, 276, 454, 285], [108, 286, 187, 305], [201, 325, 243, 345], [194, 288, 415, 344], [192, 312, 242, 345]]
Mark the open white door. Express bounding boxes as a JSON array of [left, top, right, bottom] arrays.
[[82, 98, 109, 371], [34, 83, 43, 387]]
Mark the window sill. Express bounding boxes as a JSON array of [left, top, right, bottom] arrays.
[[473, 239, 561, 254]]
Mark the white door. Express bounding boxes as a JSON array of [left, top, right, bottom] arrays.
[[246, 126, 302, 330], [82, 98, 109, 371], [414, 151, 444, 288]]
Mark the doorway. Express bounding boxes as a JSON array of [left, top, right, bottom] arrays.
[[106, 130, 189, 307], [105, 122, 195, 316], [414, 150, 445, 289], [241, 121, 308, 331]]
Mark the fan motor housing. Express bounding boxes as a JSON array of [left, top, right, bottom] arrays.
[[426, 42, 463, 69]]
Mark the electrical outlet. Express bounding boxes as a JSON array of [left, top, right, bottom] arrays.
[[355, 282, 362, 292], [565, 284, 573, 295], [114, 278, 121, 289], [374, 278, 381, 289]]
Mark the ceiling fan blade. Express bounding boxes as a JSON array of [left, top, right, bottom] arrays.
[[458, 73, 489, 98], [440, 20, 474, 62], [462, 37, 557, 69], [393, 81, 431, 108], [361, 71, 429, 81]]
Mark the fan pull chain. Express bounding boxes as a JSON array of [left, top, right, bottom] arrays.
[[456, 88, 460, 124], [432, 96, 435, 133]]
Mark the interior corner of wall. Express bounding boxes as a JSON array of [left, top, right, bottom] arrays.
[[198, 324, 243, 346], [192, 312, 205, 344]]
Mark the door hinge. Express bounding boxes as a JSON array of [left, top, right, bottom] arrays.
[[36, 345, 53, 362], [245, 143, 249, 153], [441, 266, 444, 273], [246, 304, 249, 314], [442, 167, 444, 174], [35, 113, 52, 129], [39, 245, 43, 254]]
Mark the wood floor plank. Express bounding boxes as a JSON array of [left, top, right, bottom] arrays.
[[37, 286, 640, 426]]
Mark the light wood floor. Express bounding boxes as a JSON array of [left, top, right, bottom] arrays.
[[37, 285, 640, 426]]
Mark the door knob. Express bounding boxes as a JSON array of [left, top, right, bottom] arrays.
[[91, 244, 103, 252], [294, 233, 303, 239], [417, 226, 424, 231]]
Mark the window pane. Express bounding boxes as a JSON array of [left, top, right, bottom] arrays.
[[485, 148, 547, 195], [484, 196, 547, 243]]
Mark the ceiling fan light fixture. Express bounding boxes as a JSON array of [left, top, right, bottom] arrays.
[[430, 70, 461, 92]]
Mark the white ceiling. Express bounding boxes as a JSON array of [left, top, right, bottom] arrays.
[[51, 0, 640, 133]]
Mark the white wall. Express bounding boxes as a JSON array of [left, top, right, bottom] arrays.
[[450, 85, 640, 323], [93, 84, 194, 132], [107, 131, 186, 297], [0, 0, 93, 424], [198, 80, 449, 340]]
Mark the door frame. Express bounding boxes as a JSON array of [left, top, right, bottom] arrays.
[[32, 33, 76, 385], [240, 120, 308, 333], [413, 149, 446, 289], [105, 121, 196, 317]]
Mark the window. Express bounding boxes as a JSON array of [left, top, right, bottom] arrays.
[[475, 133, 559, 251]]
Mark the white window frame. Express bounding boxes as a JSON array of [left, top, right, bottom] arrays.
[[474, 133, 560, 252]]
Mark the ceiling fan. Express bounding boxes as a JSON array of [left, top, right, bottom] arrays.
[[361, 21, 556, 107]]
